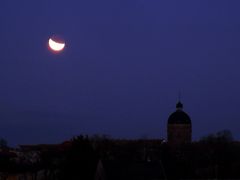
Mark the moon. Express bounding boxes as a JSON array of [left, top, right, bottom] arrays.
[[48, 38, 65, 52]]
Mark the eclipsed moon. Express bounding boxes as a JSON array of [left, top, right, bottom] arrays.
[[48, 38, 65, 52]]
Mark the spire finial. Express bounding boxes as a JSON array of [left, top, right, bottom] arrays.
[[176, 91, 183, 110], [178, 90, 181, 102]]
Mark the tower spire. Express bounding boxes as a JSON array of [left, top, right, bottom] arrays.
[[176, 91, 183, 110], [178, 90, 181, 102]]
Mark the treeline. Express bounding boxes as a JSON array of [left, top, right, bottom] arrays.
[[0, 131, 240, 179]]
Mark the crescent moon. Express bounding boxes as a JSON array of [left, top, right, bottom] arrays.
[[48, 38, 65, 52]]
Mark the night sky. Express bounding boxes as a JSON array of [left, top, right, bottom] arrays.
[[1, 0, 240, 146]]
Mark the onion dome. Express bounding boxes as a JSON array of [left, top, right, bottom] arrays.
[[168, 101, 191, 124]]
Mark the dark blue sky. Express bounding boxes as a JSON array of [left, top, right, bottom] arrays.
[[1, 0, 240, 146]]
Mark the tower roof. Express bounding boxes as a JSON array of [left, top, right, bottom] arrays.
[[168, 102, 191, 124]]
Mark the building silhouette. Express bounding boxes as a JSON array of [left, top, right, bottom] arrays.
[[167, 101, 192, 144]]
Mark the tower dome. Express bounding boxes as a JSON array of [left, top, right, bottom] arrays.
[[168, 102, 191, 124], [167, 101, 192, 144]]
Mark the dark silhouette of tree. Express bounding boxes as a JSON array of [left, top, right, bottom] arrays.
[[58, 135, 99, 180], [0, 138, 8, 149], [200, 129, 233, 143]]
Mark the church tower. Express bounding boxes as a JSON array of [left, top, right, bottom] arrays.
[[167, 101, 192, 144]]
